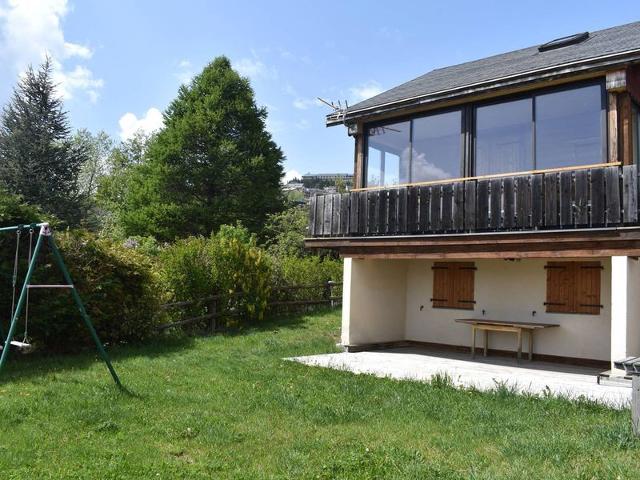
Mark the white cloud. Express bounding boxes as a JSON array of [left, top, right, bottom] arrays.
[[232, 56, 277, 80], [283, 169, 302, 184], [53, 64, 103, 102], [0, 0, 102, 102], [118, 108, 164, 141], [63, 41, 92, 59], [175, 59, 194, 85], [349, 81, 383, 102]]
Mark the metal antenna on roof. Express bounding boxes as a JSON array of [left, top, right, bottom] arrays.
[[317, 97, 347, 125], [317, 97, 340, 111]]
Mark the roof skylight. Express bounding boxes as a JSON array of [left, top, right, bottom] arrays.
[[538, 32, 590, 52]]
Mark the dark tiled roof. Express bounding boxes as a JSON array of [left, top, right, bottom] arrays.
[[346, 21, 640, 114]]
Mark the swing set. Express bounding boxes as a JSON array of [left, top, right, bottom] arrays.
[[0, 223, 121, 387]]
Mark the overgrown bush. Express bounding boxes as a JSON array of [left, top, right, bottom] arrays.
[[0, 191, 162, 351], [262, 205, 308, 258], [160, 224, 272, 325], [271, 255, 343, 301], [8, 232, 161, 351]]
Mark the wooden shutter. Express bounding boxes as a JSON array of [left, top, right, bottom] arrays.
[[576, 262, 602, 314], [454, 262, 476, 310], [545, 262, 571, 313], [432, 262, 475, 309], [431, 263, 451, 308], [545, 261, 602, 314]]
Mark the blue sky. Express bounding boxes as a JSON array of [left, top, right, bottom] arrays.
[[0, 1, 638, 181]]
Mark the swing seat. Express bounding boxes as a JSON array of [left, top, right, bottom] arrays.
[[9, 340, 34, 354]]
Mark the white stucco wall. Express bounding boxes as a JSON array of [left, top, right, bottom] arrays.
[[627, 259, 640, 357], [611, 256, 628, 366], [340, 256, 640, 362], [405, 258, 612, 362], [341, 258, 407, 346]]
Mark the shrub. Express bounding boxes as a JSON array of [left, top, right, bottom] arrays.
[[271, 255, 343, 302], [0, 230, 162, 351], [262, 205, 308, 258], [160, 224, 272, 325]]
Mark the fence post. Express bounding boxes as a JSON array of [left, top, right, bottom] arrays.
[[326, 281, 334, 308], [209, 298, 217, 335]]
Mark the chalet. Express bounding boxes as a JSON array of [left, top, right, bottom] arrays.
[[306, 21, 640, 371]]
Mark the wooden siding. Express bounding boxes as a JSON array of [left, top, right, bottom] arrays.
[[309, 164, 639, 238]]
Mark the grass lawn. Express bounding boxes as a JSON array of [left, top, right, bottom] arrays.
[[0, 308, 638, 479]]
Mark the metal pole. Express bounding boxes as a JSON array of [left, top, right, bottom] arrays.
[[633, 375, 640, 436], [46, 231, 122, 387], [0, 228, 45, 375]]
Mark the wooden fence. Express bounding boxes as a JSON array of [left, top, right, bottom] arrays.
[[310, 164, 639, 237], [156, 281, 342, 333]]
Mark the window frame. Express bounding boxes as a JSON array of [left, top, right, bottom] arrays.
[[364, 106, 466, 188], [362, 79, 607, 188]]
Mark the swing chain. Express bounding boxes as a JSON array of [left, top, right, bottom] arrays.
[[22, 228, 34, 344], [9, 229, 21, 320]]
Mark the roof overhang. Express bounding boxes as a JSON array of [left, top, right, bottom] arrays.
[[327, 49, 640, 127], [305, 227, 640, 259]]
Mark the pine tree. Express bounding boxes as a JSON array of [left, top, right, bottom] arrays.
[[102, 56, 284, 241], [0, 58, 87, 225]]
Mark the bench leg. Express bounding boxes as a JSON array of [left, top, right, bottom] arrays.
[[517, 329, 522, 362], [471, 326, 476, 359], [484, 330, 488, 357], [528, 330, 533, 361]]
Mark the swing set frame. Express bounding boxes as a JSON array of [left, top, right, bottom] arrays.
[[0, 223, 121, 387]]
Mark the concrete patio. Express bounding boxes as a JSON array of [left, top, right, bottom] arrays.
[[288, 346, 631, 408]]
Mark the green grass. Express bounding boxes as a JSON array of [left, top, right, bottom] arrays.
[[0, 309, 638, 479]]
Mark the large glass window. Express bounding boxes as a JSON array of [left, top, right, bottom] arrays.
[[366, 121, 410, 187], [363, 82, 605, 187], [412, 111, 462, 182], [475, 98, 533, 176], [535, 84, 603, 169]]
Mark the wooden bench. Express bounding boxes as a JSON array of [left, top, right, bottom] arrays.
[[454, 319, 560, 361]]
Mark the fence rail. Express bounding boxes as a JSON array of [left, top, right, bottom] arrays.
[[156, 281, 342, 332], [309, 164, 639, 237]]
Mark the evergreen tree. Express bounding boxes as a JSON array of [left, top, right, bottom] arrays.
[[0, 58, 87, 225], [102, 56, 284, 241]]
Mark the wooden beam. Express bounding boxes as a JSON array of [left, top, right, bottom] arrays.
[[338, 248, 640, 260], [306, 227, 640, 248], [305, 227, 640, 258], [351, 161, 619, 192], [627, 65, 640, 104], [606, 69, 628, 92], [608, 92, 619, 163], [620, 93, 634, 165], [354, 127, 364, 189]]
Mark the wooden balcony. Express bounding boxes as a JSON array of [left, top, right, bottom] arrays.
[[308, 164, 639, 239]]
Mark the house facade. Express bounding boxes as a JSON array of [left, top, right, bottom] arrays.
[[306, 22, 640, 369]]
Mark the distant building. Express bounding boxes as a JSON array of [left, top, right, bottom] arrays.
[[282, 182, 304, 191], [302, 173, 354, 184]]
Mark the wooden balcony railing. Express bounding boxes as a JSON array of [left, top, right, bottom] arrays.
[[308, 164, 639, 237]]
